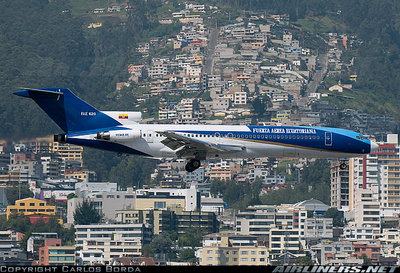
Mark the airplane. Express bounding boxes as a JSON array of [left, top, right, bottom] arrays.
[[14, 87, 379, 172]]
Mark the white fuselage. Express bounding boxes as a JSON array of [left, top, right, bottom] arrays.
[[67, 123, 367, 160]]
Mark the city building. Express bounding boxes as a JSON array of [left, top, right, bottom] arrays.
[[67, 188, 135, 224], [76, 249, 104, 265], [115, 209, 174, 235], [175, 210, 219, 236], [135, 184, 200, 211], [75, 223, 152, 264], [0, 230, 26, 264], [197, 233, 269, 265], [38, 239, 76, 266], [6, 198, 56, 220]]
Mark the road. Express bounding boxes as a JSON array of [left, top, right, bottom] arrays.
[[307, 53, 328, 95], [297, 52, 328, 108], [204, 26, 219, 75]]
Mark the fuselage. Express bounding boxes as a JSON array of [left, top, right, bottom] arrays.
[[65, 124, 378, 160], [13, 87, 378, 162]]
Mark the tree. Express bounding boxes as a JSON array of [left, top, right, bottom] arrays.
[[325, 207, 344, 227], [5, 184, 33, 205], [295, 255, 312, 265], [179, 248, 197, 263], [177, 228, 206, 248], [73, 199, 102, 225], [148, 233, 176, 260]]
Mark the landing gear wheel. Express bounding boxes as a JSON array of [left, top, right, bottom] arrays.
[[185, 159, 201, 172], [339, 162, 348, 170]]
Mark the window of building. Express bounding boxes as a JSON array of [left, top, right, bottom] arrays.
[[154, 201, 166, 209]]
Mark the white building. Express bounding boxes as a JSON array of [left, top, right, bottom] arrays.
[[67, 187, 135, 224], [304, 217, 333, 240], [135, 184, 200, 211], [201, 197, 225, 215], [75, 223, 152, 264], [233, 92, 247, 105], [76, 249, 104, 265]]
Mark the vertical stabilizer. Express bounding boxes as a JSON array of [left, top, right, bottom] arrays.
[[13, 88, 121, 132]]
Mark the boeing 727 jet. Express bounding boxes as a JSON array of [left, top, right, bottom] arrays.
[[14, 88, 379, 172]]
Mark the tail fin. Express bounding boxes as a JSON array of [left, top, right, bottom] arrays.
[[14, 88, 121, 132]]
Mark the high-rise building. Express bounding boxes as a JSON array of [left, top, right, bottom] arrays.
[[330, 160, 350, 210], [197, 233, 269, 266], [75, 223, 152, 264], [330, 134, 400, 240]]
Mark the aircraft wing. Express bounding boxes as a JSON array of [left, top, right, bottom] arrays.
[[157, 131, 244, 158]]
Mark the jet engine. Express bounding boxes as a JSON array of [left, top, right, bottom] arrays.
[[96, 130, 141, 142]]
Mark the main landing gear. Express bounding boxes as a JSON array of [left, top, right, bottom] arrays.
[[185, 159, 201, 172]]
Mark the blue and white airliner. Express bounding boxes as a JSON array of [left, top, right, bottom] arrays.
[[14, 88, 379, 172]]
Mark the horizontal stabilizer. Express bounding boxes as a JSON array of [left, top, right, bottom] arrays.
[[14, 88, 65, 97]]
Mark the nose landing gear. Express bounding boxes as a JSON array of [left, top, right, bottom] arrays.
[[185, 159, 201, 172]]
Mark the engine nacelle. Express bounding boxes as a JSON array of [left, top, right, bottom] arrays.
[[96, 130, 141, 142]]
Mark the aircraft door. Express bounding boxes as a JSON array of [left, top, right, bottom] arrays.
[[325, 132, 332, 146], [214, 132, 221, 144]]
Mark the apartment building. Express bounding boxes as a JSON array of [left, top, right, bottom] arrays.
[[7, 198, 56, 220], [0, 230, 25, 262], [197, 233, 269, 265], [311, 240, 354, 265], [75, 223, 152, 264], [330, 160, 350, 210], [235, 205, 307, 238], [67, 188, 135, 224], [135, 184, 200, 211], [331, 134, 400, 236], [76, 249, 104, 265], [268, 227, 303, 260], [175, 210, 219, 236], [115, 209, 173, 235], [38, 245, 76, 266], [50, 141, 83, 162], [304, 217, 333, 240]]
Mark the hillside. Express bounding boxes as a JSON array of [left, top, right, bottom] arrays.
[[220, 0, 400, 120], [0, 0, 161, 140], [2, 0, 400, 140]]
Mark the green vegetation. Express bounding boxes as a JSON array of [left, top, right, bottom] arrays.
[[260, 159, 331, 205], [0, 214, 75, 248], [210, 177, 263, 210], [324, 207, 345, 227], [295, 16, 348, 34], [222, 0, 400, 121], [5, 185, 34, 205], [73, 199, 102, 225], [0, 0, 175, 140], [143, 232, 177, 260], [82, 147, 158, 188]]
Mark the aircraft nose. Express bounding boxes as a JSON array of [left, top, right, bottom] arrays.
[[370, 141, 379, 153]]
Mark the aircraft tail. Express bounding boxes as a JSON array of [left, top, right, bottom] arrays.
[[13, 88, 121, 132]]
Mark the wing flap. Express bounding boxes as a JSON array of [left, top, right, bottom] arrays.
[[158, 131, 244, 158]]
